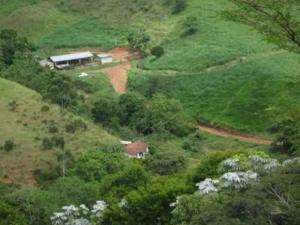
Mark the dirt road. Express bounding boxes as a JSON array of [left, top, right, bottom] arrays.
[[198, 124, 272, 145]]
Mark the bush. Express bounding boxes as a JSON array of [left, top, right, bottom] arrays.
[[8, 100, 17, 111], [3, 140, 15, 152], [151, 46, 164, 58], [65, 119, 87, 133], [182, 131, 203, 153], [41, 137, 54, 150], [172, 0, 187, 14], [92, 96, 119, 125], [41, 105, 50, 112], [51, 136, 65, 149], [47, 121, 58, 134], [127, 29, 150, 53], [182, 16, 198, 36], [146, 147, 187, 175]]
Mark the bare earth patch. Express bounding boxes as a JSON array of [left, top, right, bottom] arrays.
[[102, 47, 140, 94], [102, 62, 131, 94]]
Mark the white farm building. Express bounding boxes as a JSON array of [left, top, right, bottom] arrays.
[[49, 52, 94, 69], [97, 54, 113, 64]]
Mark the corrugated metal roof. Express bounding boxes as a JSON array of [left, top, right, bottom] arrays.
[[97, 54, 112, 58], [50, 52, 93, 62]]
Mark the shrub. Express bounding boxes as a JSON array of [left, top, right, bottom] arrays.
[[41, 105, 50, 112], [92, 96, 119, 125], [8, 100, 17, 111], [183, 16, 198, 36], [172, 0, 187, 14], [41, 137, 53, 150], [151, 46, 165, 58], [47, 122, 58, 134], [65, 119, 87, 133], [51, 136, 65, 149], [127, 29, 150, 53], [3, 140, 15, 152]]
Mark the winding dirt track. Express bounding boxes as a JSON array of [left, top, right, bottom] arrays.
[[198, 124, 272, 145], [102, 47, 273, 145]]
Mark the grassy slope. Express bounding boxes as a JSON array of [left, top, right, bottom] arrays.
[[1, 0, 299, 135], [129, 0, 300, 134], [0, 78, 117, 185], [0, 0, 172, 50]]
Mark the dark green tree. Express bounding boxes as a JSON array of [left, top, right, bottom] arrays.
[[127, 29, 150, 53], [118, 92, 145, 125], [151, 46, 165, 58], [0, 29, 34, 66], [92, 95, 118, 125]]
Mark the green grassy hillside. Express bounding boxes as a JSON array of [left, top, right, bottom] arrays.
[[128, 0, 300, 134], [1, 0, 299, 135], [0, 0, 172, 49], [0, 78, 118, 185]]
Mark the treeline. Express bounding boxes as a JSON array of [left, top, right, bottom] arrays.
[[92, 92, 195, 137], [0, 149, 299, 225], [0, 29, 78, 108]]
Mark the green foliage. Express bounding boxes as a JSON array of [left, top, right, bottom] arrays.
[[146, 147, 187, 175], [135, 94, 195, 136], [105, 177, 189, 225], [45, 73, 78, 108], [226, 0, 300, 52], [72, 150, 130, 182], [118, 92, 145, 125], [92, 95, 118, 125], [170, 0, 187, 14], [182, 131, 203, 153], [0, 29, 34, 66], [3, 139, 15, 152], [172, 164, 300, 225], [41, 137, 54, 150], [127, 29, 150, 53], [270, 111, 300, 156], [151, 46, 165, 58], [65, 119, 87, 133], [182, 16, 198, 36], [99, 162, 150, 199], [0, 202, 26, 225], [192, 150, 247, 182]]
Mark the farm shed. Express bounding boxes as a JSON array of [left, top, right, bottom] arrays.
[[97, 54, 113, 64], [50, 52, 94, 69]]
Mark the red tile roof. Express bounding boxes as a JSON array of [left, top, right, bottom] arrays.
[[124, 141, 148, 156]]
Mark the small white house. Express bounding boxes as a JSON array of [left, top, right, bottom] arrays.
[[97, 54, 113, 64], [122, 141, 149, 159]]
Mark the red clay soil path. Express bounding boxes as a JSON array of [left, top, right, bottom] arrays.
[[102, 62, 131, 94], [198, 124, 272, 145], [102, 47, 140, 94]]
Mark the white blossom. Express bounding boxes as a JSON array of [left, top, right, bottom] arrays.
[[219, 157, 241, 172], [170, 196, 181, 207], [51, 201, 107, 225], [118, 198, 128, 208], [196, 178, 219, 194], [263, 159, 280, 172], [249, 155, 270, 165], [220, 171, 258, 189], [283, 157, 300, 166]]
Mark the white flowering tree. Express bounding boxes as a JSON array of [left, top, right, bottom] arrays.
[[51, 201, 107, 225]]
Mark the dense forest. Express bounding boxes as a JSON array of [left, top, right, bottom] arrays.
[[0, 0, 299, 225]]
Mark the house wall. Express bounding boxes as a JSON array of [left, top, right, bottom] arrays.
[[101, 57, 113, 64]]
